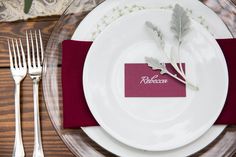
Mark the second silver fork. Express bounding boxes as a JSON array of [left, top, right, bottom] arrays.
[[26, 30, 44, 157]]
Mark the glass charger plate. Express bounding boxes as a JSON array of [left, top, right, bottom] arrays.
[[43, 0, 236, 156]]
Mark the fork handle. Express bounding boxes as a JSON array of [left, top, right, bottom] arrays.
[[32, 79, 44, 157], [13, 83, 25, 157]]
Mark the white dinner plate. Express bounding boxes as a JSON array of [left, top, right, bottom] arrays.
[[83, 9, 228, 151], [72, 0, 233, 156]]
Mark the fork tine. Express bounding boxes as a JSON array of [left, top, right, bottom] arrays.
[[38, 30, 44, 62], [15, 39, 22, 68], [26, 31, 32, 68], [30, 30, 36, 67], [11, 39, 18, 68], [7, 39, 14, 69], [19, 38, 26, 68], [35, 30, 40, 66]]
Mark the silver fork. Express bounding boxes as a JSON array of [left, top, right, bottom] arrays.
[[8, 38, 26, 157], [26, 30, 44, 157]]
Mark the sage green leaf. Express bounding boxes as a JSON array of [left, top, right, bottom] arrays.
[[145, 57, 167, 74], [145, 21, 165, 50], [24, 0, 33, 14], [171, 4, 190, 44]]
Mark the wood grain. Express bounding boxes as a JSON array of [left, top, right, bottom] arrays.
[[0, 17, 74, 157]]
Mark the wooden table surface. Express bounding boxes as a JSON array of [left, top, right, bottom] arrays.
[[0, 1, 236, 157]]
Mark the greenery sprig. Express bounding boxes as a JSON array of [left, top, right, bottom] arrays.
[[145, 4, 199, 91]]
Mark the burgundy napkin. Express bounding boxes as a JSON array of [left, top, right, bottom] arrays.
[[62, 39, 236, 128]]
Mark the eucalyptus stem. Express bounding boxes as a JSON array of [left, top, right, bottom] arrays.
[[166, 71, 186, 84], [160, 45, 186, 80], [178, 43, 185, 77], [166, 68, 199, 91], [175, 44, 198, 90]]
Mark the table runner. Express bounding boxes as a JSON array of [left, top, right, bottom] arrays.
[[0, 0, 235, 27], [0, 0, 70, 22]]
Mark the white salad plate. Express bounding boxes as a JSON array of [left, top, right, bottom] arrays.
[[72, 0, 233, 156], [83, 9, 228, 151]]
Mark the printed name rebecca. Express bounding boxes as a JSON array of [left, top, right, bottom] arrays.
[[140, 75, 168, 84]]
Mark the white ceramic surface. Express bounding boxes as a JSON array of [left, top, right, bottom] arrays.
[[83, 10, 228, 151], [72, 0, 232, 156]]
